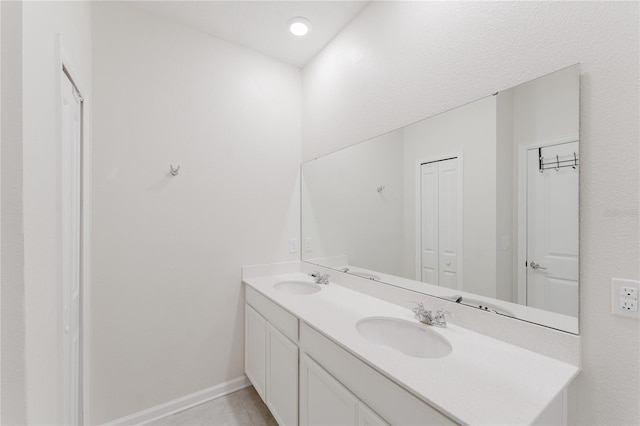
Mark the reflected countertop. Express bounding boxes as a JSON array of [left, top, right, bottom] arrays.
[[323, 263, 579, 333]]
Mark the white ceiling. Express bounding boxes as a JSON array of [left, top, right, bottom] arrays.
[[127, 1, 371, 68]]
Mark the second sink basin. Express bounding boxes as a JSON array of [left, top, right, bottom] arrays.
[[274, 280, 321, 295], [356, 317, 452, 359]]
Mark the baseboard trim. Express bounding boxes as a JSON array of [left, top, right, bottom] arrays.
[[107, 376, 251, 425]]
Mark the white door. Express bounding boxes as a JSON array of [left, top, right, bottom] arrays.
[[266, 324, 298, 426], [437, 159, 459, 289], [420, 158, 459, 288], [245, 305, 267, 400], [61, 70, 82, 425], [526, 142, 579, 316], [420, 163, 439, 285], [299, 353, 359, 426]]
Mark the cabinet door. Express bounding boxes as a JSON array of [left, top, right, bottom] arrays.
[[266, 324, 299, 426], [300, 353, 358, 426], [245, 304, 267, 400], [358, 402, 389, 426]]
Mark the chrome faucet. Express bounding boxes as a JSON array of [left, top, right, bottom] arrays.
[[339, 267, 349, 273], [412, 303, 453, 328], [309, 271, 330, 285]]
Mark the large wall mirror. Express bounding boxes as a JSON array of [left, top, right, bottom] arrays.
[[302, 65, 579, 333]]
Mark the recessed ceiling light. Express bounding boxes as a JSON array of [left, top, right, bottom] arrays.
[[288, 17, 311, 37]]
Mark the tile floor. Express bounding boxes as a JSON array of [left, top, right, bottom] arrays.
[[148, 386, 277, 426]]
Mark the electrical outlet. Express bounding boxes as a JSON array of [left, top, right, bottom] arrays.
[[288, 238, 298, 254], [304, 237, 313, 252], [620, 298, 637, 311], [611, 278, 640, 319], [620, 286, 638, 299]]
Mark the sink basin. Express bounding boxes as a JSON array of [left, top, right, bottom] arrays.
[[356, 317, 452, 359], [274, 280, 321, 295]]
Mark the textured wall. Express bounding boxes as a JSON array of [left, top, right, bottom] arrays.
[[91, 3, 301, 423], [302, 2, 639, 424]]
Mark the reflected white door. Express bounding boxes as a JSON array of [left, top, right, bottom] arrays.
[[61, 70, 82, 425], [526, 142, 578, 316], [438, 159, 459, 288], [420, 163, 439, 285], [421, 158, 459, 289]]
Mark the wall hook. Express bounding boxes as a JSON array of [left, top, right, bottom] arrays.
[[170, 165, 180, 176], [377, 185, 386, 193]]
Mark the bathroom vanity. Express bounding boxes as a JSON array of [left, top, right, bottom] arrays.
[[243, 269, 579, 425]]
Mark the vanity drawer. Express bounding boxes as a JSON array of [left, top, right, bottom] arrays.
[[300, 322, 457, 426], [246, 285, 298, 342]]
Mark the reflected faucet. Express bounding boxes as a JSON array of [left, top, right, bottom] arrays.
[[340, 267, 349, 273]]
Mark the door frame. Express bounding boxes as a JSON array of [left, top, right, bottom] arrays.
[[57, 36, 91, 425], [413, 152, 463, 288], [516, 135, 578, 305]]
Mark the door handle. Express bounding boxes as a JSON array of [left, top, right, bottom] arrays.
[[530, 261, 547, 270]]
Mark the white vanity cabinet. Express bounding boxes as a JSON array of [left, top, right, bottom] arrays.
[[300, 353, 359, 425], [266, 323, 299, 425], [299, 322, 458, 426], [245, 284, 456, 426], [245, 304, 267, 399], [243, 273, 579, 426], [358, 402, 390, 426], [300, 352, 390, 426], [245, 286, 299, 425]]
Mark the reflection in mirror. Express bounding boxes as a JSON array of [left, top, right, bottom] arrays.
[[302, 65, 579, 333]]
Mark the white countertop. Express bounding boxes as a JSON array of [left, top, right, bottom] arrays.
[[243, 272, 580, 425]]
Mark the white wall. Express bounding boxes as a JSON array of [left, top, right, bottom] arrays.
[[511, 65, 580, 147], [302, 129, 405, 276], [21, 1, 92, 424], [495, 90, 514, 302], [402, 96, 497, 297], [91, 3, 301, 423], [302, 2, 639, 424], [1, 1, 26, 424]]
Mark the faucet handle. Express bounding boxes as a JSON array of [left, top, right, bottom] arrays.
[[434, 309, 454, 327], [410, 302, 425, 314]]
